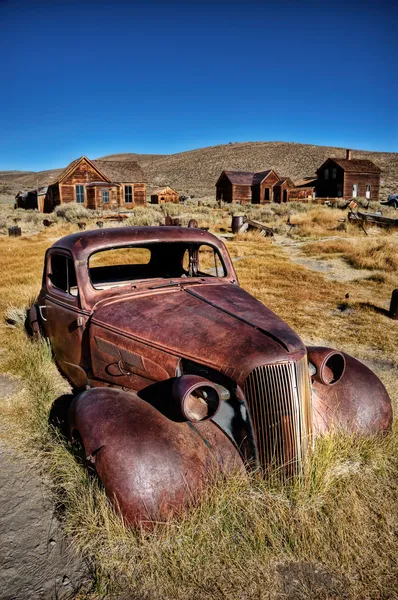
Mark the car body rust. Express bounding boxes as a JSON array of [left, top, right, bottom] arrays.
[[30, 226, 393, 525]]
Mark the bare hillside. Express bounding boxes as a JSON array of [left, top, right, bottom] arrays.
[[1, 142, 397, 203]]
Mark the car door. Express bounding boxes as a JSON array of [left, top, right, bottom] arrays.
[[43, 249, 90, 388]]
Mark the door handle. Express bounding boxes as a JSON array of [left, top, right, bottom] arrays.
[[38, 305, 47, 321]]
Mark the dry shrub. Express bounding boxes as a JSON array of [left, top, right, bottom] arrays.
[[55, 203, 98, 222], [304, 238, 398, 272]]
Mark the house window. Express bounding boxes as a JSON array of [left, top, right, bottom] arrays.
[[366, 184, 371, 199], [102, 189, 109, 203], [332, 168, 337, 179], [352, 184, 358, 198], [264, 188, 270, 201], [124, 185, 133, 203], [76, 185, 85, 204], [324, 169, 329, 180]]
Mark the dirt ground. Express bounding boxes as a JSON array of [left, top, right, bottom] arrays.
[[0, 374, 87, 600]]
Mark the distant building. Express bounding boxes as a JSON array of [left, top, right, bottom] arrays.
[[315, 150, 381, 201], [150, 186, 179, 204], [215, 169, 280, 204], [17, 156, 147, 213]]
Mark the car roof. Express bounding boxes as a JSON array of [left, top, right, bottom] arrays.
[[50, 226, 226, 259]]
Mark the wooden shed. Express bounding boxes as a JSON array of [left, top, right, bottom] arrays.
[[315, 150, 381, 201], [33, 156, 147, 213], [151, 186, 179, 204]]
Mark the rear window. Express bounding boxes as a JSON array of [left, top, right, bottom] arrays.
[[88, 242, 226, 290]]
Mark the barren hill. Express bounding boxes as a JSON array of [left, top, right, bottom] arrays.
[[1, 141, 397, 203]]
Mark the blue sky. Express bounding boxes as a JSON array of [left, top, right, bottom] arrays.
[[0, 0, 396, 171]]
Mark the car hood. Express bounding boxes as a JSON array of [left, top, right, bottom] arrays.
[[91, 282, 306, 380]]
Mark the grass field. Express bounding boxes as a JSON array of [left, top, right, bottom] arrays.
[[0, 202, 397, 599]]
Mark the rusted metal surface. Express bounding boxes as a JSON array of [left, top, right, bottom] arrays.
[[30, 226, 393, 525], [231, 214, 245, 233]]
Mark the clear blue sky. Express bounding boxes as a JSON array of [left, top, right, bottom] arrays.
[[0, 0, 396, 171]]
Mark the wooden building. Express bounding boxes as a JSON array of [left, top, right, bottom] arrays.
[[33, 156, 146, 213], [151, 186, 179, 204], [315, 150, 381, 201], [273, 177, 296, 203], [15, 190, 38, 209], [216, 169, 280, 204]]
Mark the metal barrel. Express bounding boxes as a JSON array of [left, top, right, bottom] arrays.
[[231, 214, 245, 233]]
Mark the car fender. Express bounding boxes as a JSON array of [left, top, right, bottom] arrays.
[[68, 387, 244, 526], [309, 348, 393, 435]]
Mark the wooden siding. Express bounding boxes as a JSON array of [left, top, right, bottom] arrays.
[[151, 187, 179, 204], [344, 172, 380, 201], [133, 183, 147, 206], [216, 173, 233, 203], [232, 184, 252, 204]]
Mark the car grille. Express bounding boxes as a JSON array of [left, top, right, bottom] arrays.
[[243, 355, 312, 476]]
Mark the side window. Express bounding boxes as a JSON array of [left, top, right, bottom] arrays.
[[76, 185, 85, 203], [124, 185, 133, 203], [49, 254, 78, 296], [332, 168, 337, 179], [324, 168, 329, 180]]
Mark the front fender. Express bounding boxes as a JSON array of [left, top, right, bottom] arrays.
[[310, 349, 393, 435], [69, 387, 243, 525]]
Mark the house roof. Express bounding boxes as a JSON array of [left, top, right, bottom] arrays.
[[151, 186, 179, 195], [93, 160, 146, 183], [252, 170, 273, 185], [221, 169, 278, 186], [294, 177, 317, 188], [318, 158, 381, 174], [222, 170, 256, 185], [54, 156, 146, 185], [273, 177, 294, 187]]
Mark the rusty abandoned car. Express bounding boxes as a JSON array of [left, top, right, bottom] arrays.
[[28, 226, 392, 525]]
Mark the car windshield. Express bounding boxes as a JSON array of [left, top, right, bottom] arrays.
[[88, 242, 227, 290]]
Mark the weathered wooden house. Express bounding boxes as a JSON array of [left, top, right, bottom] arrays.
[[36, 156, 146, 212], [216, 169, 280, 204], [150, 186, 179, 204], [315, 150, 381, 201], [273, 177, 296, 203], [15, 190, 38, 209]]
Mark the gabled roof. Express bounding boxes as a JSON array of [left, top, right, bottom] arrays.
[[252, 170, 273, 185], [56, 156, 110, 184], [151, 186, 179, 195], [274, 177, 294, 188], [218, 169, 279, 186], [317, 158, 381, 174], [54, 156, 146, 185], [294, 177, 317, 188]]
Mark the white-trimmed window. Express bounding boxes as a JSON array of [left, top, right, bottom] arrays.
[[76, 185, 85, 203], [332, 168, 337, 179], [324, 168, 329, 180], [352, 184, 358, 198], [124, 185, 133, 203], [102, 189, 109, 203]]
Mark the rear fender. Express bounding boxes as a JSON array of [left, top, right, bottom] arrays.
[[309, 348, 393, 435], [69, 387, 243, 526]]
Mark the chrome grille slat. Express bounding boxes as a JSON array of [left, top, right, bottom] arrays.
[[243, 357, 312, 476]]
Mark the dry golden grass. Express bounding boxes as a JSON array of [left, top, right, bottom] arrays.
[[0, 211, 397, 599]]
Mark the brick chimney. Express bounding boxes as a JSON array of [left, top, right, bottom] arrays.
[[346, 149, 352, 160]]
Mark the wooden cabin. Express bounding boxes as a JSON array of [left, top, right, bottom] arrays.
[[34, 156, 146, 213], [151, 186, 179, 204], [315, 150, 381, 201], [272, 177, 296, 203], [216, 169, 280, 204]]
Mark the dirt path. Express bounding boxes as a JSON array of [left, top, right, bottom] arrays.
[[0, 375, 87, 600]]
